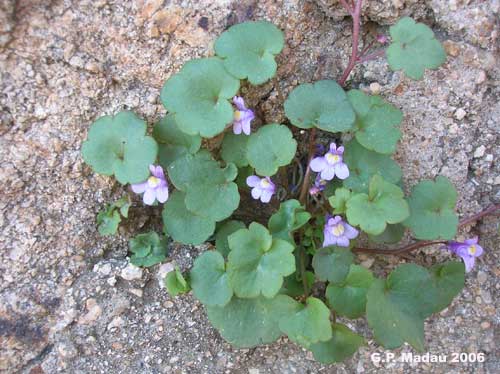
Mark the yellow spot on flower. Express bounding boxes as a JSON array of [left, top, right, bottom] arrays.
[[332, 223, 345, 236], [234, 110, 242, 120], [148, 176, 160, 188], [326, 153, 340, 164], [261, 178, 270, 188], [468, 245, 477, 255]]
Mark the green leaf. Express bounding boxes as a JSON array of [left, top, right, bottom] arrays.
[[220, 133, 250, 167], [162, 191, 216, 245], [310, 324, 365, 364], [368, 223, 406, 244], [153, 114, 201, 168], [268, 199, 311, 243], [366, 264, 439, 351], [190, 251, 233, 307], [346, 175, 409, 235], [207, 295, 301, 348], [81, 111, 158, 184], [246, 124, 297, 176], [113, 197, 131, 218], [403, 176, 458, 240], [129, 232, 168, 267], [281, 271, 315, 297], [387, 17, 446, 80], [279, 297, 332, 348], [429, 261, 465, 313], [328, 188, 352, 215], [97, 208, 121, 236], [160, 58, 240, 137], [165, 267, 190, 297], [312, 246, 354, 283], [185, 182, 240, 222], [227, 222, 296, 298], [214, 21, 284, 85], [215, 220, 246, 257], [326, 265, 374, 318], [284, 80, 355, 132], [343, 139, 402, 195], [347, 90, 403, 155]]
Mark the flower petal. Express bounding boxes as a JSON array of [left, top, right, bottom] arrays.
[[233, 121, 242, 135], [320, 166, 336, 181], [143, 188, 156, 205], [310, 157, 327, 172], [461, 255, 475, 273], [251, 187, 262, 200], [131, 182, 148, 194], [336, 236, 350, 247], [152, 165, 165, 179], [323, 231, 337, 247], [242, 120, 252, 135], [246, 175, 261, 188], [233, 96, 246, 110], [337, 146, 344, 155], [334, 162, 350, 179], [329, 142, 337, 153], [260, 190, 273, 203], [156, 186, 169, 203], [344, 224, 359, 239]]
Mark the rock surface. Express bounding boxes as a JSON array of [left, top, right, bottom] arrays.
[[0, 0, 498, 373]]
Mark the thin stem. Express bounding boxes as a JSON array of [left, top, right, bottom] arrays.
[[357, 48, 386, 63], [298, 127, 317, 205], [299, 246, 309, 297], [337, 0, 363, 87], [459, 203, 500, 227], [339, 0, 353, 14]]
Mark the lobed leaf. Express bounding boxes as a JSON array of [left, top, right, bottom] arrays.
[[429, 261, 465, 313], [346, 175, 409, 235], [220, 132, 250, 168], [368, 223, 406, 244], [207, 295, 301, 348], [310, 324, 365, 364], [403, 176, 458, 240], [215, 220, 246, 257], [227, 223, 296, 298], [246, 124, 297, 176], [165, 267, 190, 297], [328, 188, 352, 215], [387, 17, 446, 80], [312, 246, 354, 284], [284, 80, 355, 132], [160, 58, 240, 137], [347, 90, 403, 155], [190, 251, 233, 307], [268, 199, 311, 243], [81, 111, 158, 184], [129, 231, 168, 267], [214, 21, 284, 85]]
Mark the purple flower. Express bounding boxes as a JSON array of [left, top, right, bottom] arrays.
[[131, 165, 169, 205], [376, 34, 389, 45], [309, 174, 327, 196], [445, 237, 484, 272], [310, 142, 349, 181], [232, 96, 255, 135], [246, 175, 275, 203], [323, 215, 358, 247]]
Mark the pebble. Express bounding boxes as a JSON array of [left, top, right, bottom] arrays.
[[476, 271, 487, 284], [484, 154, 493, 162], [249, 369, 260, 374], [129, 288, 144, 298], [157, 262, 175, 288], [120, 263, 143, 281], [369, 82, 381, 95], [473, 145, 486, 158], [454, 108, 466, 120], [78, 299, 102, 325], [481, 290, 492, 304], [163, 300, 174, 308], [107, 316, 125, 330]]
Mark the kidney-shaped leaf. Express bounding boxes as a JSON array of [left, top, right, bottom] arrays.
[[160, 58, 240, 138], [215, 220, 246, 257], [215, 21, 284, 85], [227, 222, 296, 298], [190, 251, 233, 307], [207, 294, 300, 348], [346, 175, 409, 235], [284, 80, 355, 132], [268, 199, 311, 243], [310, 323, 365, 364], [387, 17, 446, 80], [129, 231, 168, 267], [246, 124, 297, 176], [81, 111, 158, 184], [429, 261, 465, 313], [221, 132, 250, 168], [279, 297, 332, 348], [312, 246, 354, 284], [403, 176, 458, 240], [347, 90, 403, 155]]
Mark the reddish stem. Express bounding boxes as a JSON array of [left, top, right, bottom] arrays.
[[337, 0, 363, 86], [339, 0, 353, 14], [352, 203, 500, 256], [357, 48, 386, 63]]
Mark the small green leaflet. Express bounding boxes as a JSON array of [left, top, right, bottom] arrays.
[[268, 199, 311, 243], [328, 188, 352, 215], [227, 222, 296, 298], [207, 295, 301, 348], [278, 297, 332, 348], [129, 231, 168, 267], [342, 139, 402, 193], [160, 58, 240, 138], [246, 124, 297, 176], [312, 246, 354, 283], [215, 220, 246, 257], [214, 21, 284, 85], [326, 265, 374, 318], [81, 111, 158, 184], [403, 176, 458, 240], [96, 196, 131, 236], [346, 175, 409, 235], [220, 133, 250, 168], [310, 324, 365, 364], [190, 251, 233, 307], [387, 17, 446, 80], [284, 80, 355, 132], [165, 267, 190, 297], [347, 90, 403, 155], [368, 223, 406, 244]]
